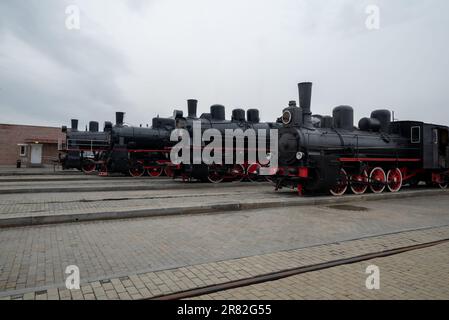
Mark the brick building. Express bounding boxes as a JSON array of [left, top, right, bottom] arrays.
[[0, 123, 66, 167]]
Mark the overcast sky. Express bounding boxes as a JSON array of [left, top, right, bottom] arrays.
[[1, 0, 448, 129]]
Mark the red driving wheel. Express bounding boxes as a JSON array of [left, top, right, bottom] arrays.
[[370, 167, 386, 193], [247, 163, 261, 182], [208, 164, 224, 183], [82, 160, 96, 174], [330, 168, 348, 196], [387, 168, 403, 193], [230, 164, 245, 182], [350, 170, 369, 195], [129, 165, 145, 177], [147, 166, 163, 177]]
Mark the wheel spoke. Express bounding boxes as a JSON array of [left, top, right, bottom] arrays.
[[350, 170, 368, 195], [369, 167, 386, 193], [208, 164, 224, 183], [330, 168, 348, 196], [387, 168, 403, 192], [130, 165, 145, 177], [230, 165, 245, 182], [247, 163, 261, 182], [82, 160, 96, 174], [147, 167, 162, 177]]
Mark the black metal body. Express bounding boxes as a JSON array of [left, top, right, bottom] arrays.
[[61, 121, 110, 171], [265, 82, 449, 194], [172, 107, 281, 181], [101, 103, 281, 180], [104, 119, 176, 174]]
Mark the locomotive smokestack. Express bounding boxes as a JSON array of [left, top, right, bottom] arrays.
[[187, 99, 198, 118], [89, 121, 99, 132], [247, 109, 260, 123], [298, 82, 313, 127], [211, 105, 226, 121], [71, 119, 78, 131], [115, 112, 125, 126]]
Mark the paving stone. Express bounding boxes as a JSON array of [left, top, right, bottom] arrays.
[[201, 242, 449, 300], [2, 191, 449, 300]]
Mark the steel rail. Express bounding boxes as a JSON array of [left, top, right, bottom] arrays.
[[149, 238, 449, 300]]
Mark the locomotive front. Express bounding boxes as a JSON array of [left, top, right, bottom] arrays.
[[266, 82, 331, 194], [278, 83, 312, 168]]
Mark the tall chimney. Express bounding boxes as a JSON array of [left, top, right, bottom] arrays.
[[298, 82, 313, 127], [89, 121, 99, 132], [187, 99, 198, 118], [116, 112, 125, 126], [71, 119, 78, 131]]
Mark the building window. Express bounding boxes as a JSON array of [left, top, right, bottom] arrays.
[[411, 126, 421, 144], [19, 145, 27, 156]]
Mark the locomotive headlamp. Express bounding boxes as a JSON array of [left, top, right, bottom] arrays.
[[296, 151, 304, 160], [282, 111, 292, 125], [266, 153, 272, 161]]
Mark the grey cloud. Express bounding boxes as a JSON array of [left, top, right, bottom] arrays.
[[0, 0, 448, 128], [0, 0, 130, 127]]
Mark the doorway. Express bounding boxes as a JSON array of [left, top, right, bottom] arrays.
[[30, 144, 43, 165]]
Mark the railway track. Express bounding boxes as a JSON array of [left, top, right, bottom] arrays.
[[148, 237, 449, 300]]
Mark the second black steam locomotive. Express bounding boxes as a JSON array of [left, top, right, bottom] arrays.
[[260, 82, 449, 195], [61, 101, 280, 183], [60, 119, 110, 173]]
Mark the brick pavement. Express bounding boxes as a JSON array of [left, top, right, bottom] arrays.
[[0, 184, 447, 223], [0, 185, 276, 219], [0, 194, 448, 293], [198, 241, 449, 300], [0, 178, 172, 188], [0, 177, 271, 194], [1, 224, 448, 300], [0, 184, 266, 205]]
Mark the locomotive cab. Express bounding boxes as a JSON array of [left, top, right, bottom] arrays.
[[390, 121, 449, 170]]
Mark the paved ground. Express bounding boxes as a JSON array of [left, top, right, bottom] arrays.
[[0, 171, 448, 300], [1, 225, 448, 300], [0, 178, 200, 193], [1, 193, 448, 295], [0, 175, 92, 182], [1, 178, 446, 226], [0, 177, 170, 187], [0, 177, 274, 195], [198, 242, 449, 300], [0, 166, 77, 176], [0, 184, 276, 220]]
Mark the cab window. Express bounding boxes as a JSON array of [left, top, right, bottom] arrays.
[[411, 126, 420, 143]]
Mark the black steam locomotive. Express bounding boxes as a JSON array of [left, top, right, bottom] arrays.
[[60, 120, 110, 173], [168, 100, 281, 182], [104, 101, 281, 182], [260, 82, 449, 195], [60, 112, 175, 177], [100, 111, 176, 177], [61, 101, 280, 182]]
